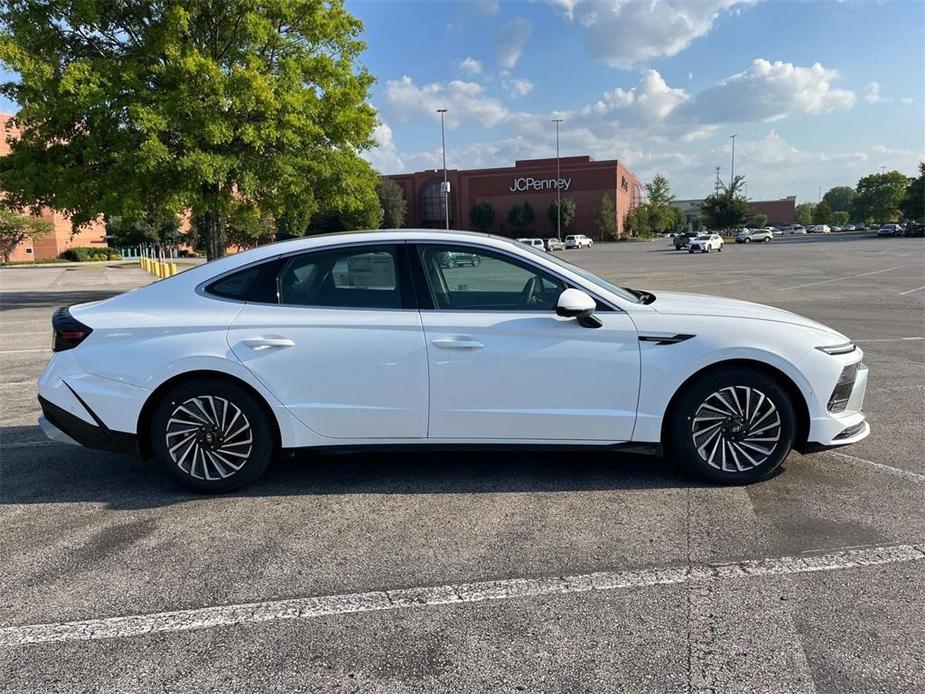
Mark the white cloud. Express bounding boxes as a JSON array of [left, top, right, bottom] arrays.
[[496, 18, 532, 69], [864, 82, 913, 105], [384, 76, 509, 128], [470, 0, 499, 16], [503, 77, 534, 97], [674, 59, 856, 125], [553, 0, 754, 69], [365, 122, 404, 173], [457, 57, 483, 76]]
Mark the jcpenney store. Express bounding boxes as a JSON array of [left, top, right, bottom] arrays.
[[386, 155, 642, 238]]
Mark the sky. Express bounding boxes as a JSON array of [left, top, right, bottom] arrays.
[[1, 1, 922, 204], [352, 0, 925, 203]]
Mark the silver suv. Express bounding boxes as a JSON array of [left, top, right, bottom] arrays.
[[736, 228, 773, 243]]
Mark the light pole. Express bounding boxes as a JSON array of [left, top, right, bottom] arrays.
[[729, 134, 737, 186], [553, 118, 563, 240], [437, 108, 449, 230]]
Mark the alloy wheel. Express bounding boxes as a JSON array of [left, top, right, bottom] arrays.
[[690, 386, 782, 472], [165, 395, 254, 480]]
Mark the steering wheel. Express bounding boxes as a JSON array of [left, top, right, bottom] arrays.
[[518, 276, 542, 308]]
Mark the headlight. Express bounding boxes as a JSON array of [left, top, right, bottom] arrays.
[[816, 342, 856, 355], [828, 362, 859, 412]]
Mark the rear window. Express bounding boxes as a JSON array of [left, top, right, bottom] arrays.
[[206, 259, 284, 303]]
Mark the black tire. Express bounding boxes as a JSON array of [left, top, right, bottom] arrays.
[[150, 378, 275, 493], [744, 238, 751, 243], [664, 366, 797, 485]]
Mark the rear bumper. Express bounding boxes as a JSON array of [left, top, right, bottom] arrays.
[[38, 395, 138, 456]]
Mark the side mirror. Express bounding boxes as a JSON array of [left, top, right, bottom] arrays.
[[556, 288, 602, 328]]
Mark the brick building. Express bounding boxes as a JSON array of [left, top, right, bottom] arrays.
[[386, 155, 642, 239], [1, 113, 108, 262], [673, 196, 797, 227]]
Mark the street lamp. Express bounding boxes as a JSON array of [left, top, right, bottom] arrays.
[[437, 108, 449, 230], [729, 134, 737, 186], [553, 118, 563, 240]]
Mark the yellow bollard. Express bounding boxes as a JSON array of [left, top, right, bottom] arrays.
[[170, 262, 178, 277]]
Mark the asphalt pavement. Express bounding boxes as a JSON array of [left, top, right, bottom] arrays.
[[1, 236, 923, 693]]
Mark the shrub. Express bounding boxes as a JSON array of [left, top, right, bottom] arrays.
[[59, 247, 123, 262]]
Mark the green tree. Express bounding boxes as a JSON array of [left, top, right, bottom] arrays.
[[547, 197, 577, 236], [622, 204, 650, 239], [506, 201, 534, 234], [748, 212, 769, 228], [376, 178, 406, 229], [795, 202, 815, 226], [225, 208, 275, 249], [0, 0, 379, 260], [822, 186, 857, 213], [901, 162, 924, 222], [593, 194, 617, 240], [812, 200, 833, 225], [669, 206, 687, 233], [470, 201, 495, 233], [831, 211, 850, 226], [0, 207, 53, 262], [644, 173, 678, 234], [105, 207, 182, 247], [852, 170, 910, 223], [699, 175, 750, 230]]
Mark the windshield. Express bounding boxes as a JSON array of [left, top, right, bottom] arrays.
[[515, 242, 642, 303], [696, 233, 710, 239]]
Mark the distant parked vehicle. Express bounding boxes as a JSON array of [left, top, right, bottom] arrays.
[[689, 233, 724, 253], [565, 234, 593, 249], [673, 231, 699, 250], [807, 225, 831, 233], [905, 223, 924, 237], [736, 228, 773, 244], [784, 225, 806, 234], [843, 225, 856, 231], [877, 224, 903, 237], [545, 238, 565, 251], [523, 238, 546, 250], [439, 250, 481, 268]]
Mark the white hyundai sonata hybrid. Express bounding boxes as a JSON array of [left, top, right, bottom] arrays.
[[38, 230, 870, 492]]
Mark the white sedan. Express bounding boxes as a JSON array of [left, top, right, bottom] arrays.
[[688, 233, 724, 253], [38, 230, 869, 492]]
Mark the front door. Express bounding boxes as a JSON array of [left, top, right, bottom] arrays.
[[413, 244, 640, 441], [227, 244, 428, 439]]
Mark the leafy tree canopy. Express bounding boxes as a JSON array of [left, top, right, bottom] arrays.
[[470, 201, 495, 233], [901, 162, 924, 223], [699, 175, 749, 230], [0, 206, 53, 262], [822, 186, 857, 213], [547, 197, 576, 236], [852, 170, 910, 223], [0, 0, 379, 259], [376, 178, 406, 229], [795, 202, 814, 226], [812, 200, 833, 225], [593, 194, 616, 240], [507, 201, 534, 231]]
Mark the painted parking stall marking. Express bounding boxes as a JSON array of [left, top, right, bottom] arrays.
[[1, 544, 922, 647]]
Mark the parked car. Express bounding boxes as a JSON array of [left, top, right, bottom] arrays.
[[877, 224, 903, 237], [439, 250, 481, 268], [37, 230, 871, 491], [831, 226, 843, 232], [736, 228, 773, 244], [843, 225, 856, 231], [524, 238, 546, 251], [788, 225, 807, 234], [689, 232, 724, 253], [546, 237, 565, 251], [807, 225, 831, 234], [904, 223, 924, 237], [673, 231, 699, 250], [565, 234, 593, 249], [768, 227, 783, 236]]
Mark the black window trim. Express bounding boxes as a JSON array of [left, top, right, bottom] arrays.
[[407, 241, 618, 313]]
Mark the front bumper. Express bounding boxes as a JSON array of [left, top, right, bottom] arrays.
[[802, 362, 870, 451]]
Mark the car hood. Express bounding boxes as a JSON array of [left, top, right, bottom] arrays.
[[647, 291, 846, 338]]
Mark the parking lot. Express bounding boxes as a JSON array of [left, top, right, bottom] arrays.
[[1, 234, 923, 693]]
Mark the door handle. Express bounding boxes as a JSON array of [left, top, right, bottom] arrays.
[[431, 338, 485, 350], [241, 337, 295, 351]]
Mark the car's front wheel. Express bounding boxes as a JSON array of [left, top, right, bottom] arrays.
[[150, 378, 274, 493], [665, 366, 797, 484]]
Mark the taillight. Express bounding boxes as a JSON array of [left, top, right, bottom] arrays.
[[52, 306, 93, 352]]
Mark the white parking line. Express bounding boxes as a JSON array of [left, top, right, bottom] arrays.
[[0, 331, 48, 336], [0, 348, 49, 354], [780, 267, 900, 291], [899, 285, 925, 296], [825, 450, 925, 483], [0, 440, 57, 450], [0, 381, 37, 387], [0, 544, 921, 647]]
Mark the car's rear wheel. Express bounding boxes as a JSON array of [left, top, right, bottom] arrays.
[[151, 379, 274, 493], [665, 367, 796, 484]]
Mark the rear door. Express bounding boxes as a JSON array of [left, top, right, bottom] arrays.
[[225, 243, 429, 439]]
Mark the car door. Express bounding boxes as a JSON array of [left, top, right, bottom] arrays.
[[411, 243, 640, 441], [225, 243, 429, 439]]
